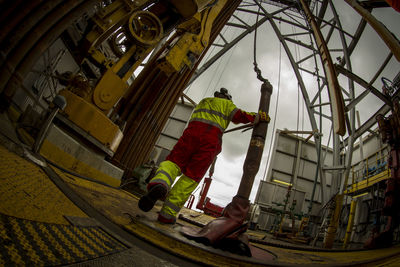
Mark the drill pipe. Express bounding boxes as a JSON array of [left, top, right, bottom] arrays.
[[113, 69, 168, 164], [124, 71, 180, 169], [135, 73, 187, 167], [113, 0, 242, 173], [118, 33, 179, 121], [0, 0, 92, 93], [0, 0, 25, 26], [237, 81, 273, 199], [0, 0, 43, 44], [112, 35, 179, 162], [1, 0, 63, 57], [123, 62, 194, 173], [1, 0, 102, 98]]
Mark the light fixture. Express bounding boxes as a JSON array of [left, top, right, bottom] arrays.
[[272, 179, 292, 186]]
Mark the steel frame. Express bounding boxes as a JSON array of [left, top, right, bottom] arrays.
[[188, 0, 399, 206]]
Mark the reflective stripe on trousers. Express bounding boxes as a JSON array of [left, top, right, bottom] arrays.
[[159, 174, 199, 220], [147, 160, 181, 191]]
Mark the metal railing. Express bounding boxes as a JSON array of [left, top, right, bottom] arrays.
[[350, 152, 388, 185]]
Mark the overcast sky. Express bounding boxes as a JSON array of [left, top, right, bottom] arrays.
[[182, 2, 400, 207]]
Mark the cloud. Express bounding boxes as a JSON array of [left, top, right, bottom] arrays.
[[186, 3, 400, 208]]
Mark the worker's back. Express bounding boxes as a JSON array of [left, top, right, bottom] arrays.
[[190, 97, 237, 132]]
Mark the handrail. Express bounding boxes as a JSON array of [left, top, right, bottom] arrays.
[[349, 152, 389, 184]]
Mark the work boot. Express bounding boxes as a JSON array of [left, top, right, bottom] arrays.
[[181, 195, 250, 244], [157, 174, 198, 224], [138, 184, 167, 212]]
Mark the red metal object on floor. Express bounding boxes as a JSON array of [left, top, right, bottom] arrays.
[[186, 194, 195, 209], [196, 177, 224, 217], [203, 197, 224, 217]]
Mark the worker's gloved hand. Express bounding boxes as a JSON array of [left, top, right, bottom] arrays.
[[254, 110, 270, 124]]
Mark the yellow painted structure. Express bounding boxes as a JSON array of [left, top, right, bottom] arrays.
[[324, 194, 344, 248], [0, 145, 87, 224], [40, 139, 121, 187], [345, 168, 390, 195], [343, 200, 357, 248], [59, 89, 123, 152], [92, 70, 129, 111], [159, 0, 227, 75]]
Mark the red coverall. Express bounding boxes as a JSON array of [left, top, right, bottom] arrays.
[[166, 110, 255, 183], [145, 96, 256, 223]]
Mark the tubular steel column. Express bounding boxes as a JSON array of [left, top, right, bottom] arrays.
[[343, 199, 357, 248], [181, 81, 273, 257], [112, 0, 243, 175], [237, 82, 273, 199]]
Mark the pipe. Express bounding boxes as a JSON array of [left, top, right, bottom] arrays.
[[1, 0, 64, 57], [0, 0, 87, 93], [0, 0, 43, 44], [343, 199, 357, 248], [237, 81, 273, 199], [323, 193, 344, 248], [2, 0, 102, 100]]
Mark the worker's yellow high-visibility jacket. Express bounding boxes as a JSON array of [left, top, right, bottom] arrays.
[[190, 97, 255, 132]]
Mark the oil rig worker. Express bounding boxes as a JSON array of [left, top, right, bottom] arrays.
[[138, 87, 270, 223]]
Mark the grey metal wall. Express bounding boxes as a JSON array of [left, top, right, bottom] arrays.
[[152, 101, 194, 164], [257, 129, 334, 216]]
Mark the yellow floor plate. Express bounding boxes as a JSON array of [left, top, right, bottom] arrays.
[[0, 145, 87, 224], [1, 140, 400, 266]]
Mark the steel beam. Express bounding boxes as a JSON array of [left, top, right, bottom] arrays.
[[300, 0, 346, 136], [344, 0, 400, 61], [335, 64, 391, 107]]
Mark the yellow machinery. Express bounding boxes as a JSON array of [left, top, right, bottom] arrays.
[[59, 0, 221, 152]]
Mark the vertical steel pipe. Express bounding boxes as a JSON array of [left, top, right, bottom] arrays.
[[0, 0, 43, 44], [237, 81, 273, 199], [343, 200, 357, 248], [113, 0, 242, 174]]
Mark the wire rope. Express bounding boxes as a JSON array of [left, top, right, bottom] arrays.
[[213, 42, 238, 89], [262, 19, 282, 181], [253, 4, 268, 83], [186, 16, 230, 97], [203, 51, 225, 98], [207, 10, 252, 96]]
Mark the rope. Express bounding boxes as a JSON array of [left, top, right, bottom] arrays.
[[253, 6, 268, 84], [262, 20, 282, 181]]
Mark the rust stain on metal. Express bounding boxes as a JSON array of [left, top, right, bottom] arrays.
[[250, 138, 264, 148]]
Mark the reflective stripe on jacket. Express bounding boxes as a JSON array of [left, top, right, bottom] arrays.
[[189, 97, 238, 132]]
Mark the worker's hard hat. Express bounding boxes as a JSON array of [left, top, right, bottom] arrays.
[[214, 87, 232, 100]]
